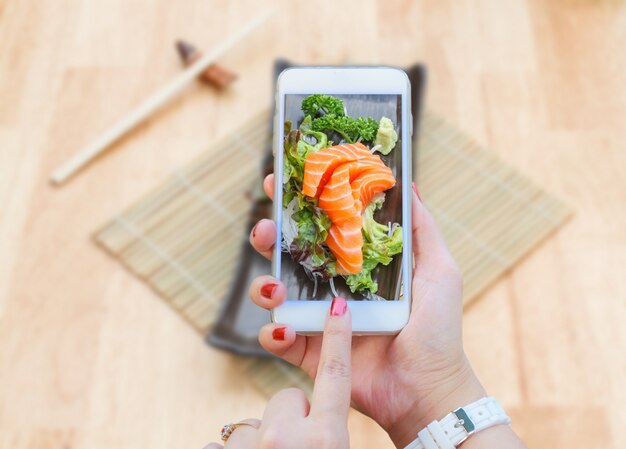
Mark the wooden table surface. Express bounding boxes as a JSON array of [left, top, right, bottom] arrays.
[[1, 1, 624, 447]]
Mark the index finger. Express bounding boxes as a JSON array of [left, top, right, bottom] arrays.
[[263, 174, 274, 200], [310, 297, 352, 419], [248, 174, 276, 260]]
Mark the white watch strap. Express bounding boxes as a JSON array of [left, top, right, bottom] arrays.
[[404, 397, 511, 449]]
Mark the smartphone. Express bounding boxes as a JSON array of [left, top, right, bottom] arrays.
[[271, 67, 412, 334]]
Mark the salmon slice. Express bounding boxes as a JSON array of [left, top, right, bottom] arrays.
[[318, 159, 384, 223], [325, 217, 363, 275], [351, 166, 396, 211], [302, 143, 381, 198], [301, 141, 396, 275]]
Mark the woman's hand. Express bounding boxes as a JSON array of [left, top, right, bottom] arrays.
[[205, 297, 352, 449], [250, 175, 486, 448]]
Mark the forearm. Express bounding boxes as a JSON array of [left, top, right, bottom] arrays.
[[386, 363, 527, 449]]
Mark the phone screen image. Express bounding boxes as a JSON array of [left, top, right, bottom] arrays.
[[278, 93, 405, 301]]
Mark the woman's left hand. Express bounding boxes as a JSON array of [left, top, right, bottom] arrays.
[[205, 297, 352, 449]]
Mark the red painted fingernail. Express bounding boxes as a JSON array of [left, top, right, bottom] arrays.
[[272, 326, 287, 341], [411, 182, 422, 203], [330, 296, 347, 316], [260, 283, 278, 299]]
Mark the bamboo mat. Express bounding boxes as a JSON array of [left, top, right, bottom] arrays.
[[94, 109, 571, 397]]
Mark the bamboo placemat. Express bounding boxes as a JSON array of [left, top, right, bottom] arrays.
[[94, 109, 571, 397]]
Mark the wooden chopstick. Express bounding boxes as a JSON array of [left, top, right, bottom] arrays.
[[50, 9, 275, 185]]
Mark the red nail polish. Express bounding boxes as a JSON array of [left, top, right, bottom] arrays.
[[330, 297, 347, 316], [272, 326, 287, 341], [411, 182, 422, 203], [260, 283, 278, 299]]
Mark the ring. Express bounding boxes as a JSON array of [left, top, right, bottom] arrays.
[[220, 421, 258, 442]]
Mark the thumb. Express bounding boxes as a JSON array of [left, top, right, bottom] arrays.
[[411, 183, 457, 273]]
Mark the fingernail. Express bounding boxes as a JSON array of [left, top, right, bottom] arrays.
[[411, 182, 422, 203], [272, 326, 287, 341], [260, 283, 278, 299], [251, 222, 259, 238], [330, 296, 347, 316]]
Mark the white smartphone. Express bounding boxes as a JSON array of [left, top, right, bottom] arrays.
[[271, 67, 412, 334]]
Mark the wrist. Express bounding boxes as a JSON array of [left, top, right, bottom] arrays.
[[386, 358, 486, 449]]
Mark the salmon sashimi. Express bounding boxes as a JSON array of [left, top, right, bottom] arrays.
[[351, 165, 396, 211], [301, 142, 397, 274], [302, 143, 380, 198], [324, 217, 363, 275], [318, 159, 384, 223]]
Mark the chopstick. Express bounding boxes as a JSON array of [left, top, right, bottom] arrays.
[[50, 9, 275, 186]]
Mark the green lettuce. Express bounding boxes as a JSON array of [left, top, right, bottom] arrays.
[[345, 259, 379, 293], [282, 118, 328, 187], [282, 120, 335, 278], [282, 119, 328, 205], [291, 207, 332, 268]]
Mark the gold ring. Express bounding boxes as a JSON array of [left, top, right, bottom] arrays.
[[220, 421, 258, 442]]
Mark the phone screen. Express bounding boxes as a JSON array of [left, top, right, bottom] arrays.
[[279, 93, 404, 301]]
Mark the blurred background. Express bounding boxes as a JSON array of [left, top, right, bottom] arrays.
[[1, 0, 625, 448]]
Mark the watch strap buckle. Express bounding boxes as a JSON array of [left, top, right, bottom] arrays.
[[452, 407, 475, 444]]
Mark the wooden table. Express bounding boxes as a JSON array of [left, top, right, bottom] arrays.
[[1, 1, 623, 447]]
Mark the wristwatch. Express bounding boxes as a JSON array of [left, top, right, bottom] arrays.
[[404, 397, 511, 449]]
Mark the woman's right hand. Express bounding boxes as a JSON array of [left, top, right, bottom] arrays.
[[205, 296, 352, 449], [249, 175, 486, 448]]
